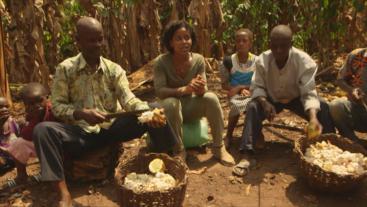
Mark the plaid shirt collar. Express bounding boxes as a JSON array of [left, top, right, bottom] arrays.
[[76, 53, 107, 74]]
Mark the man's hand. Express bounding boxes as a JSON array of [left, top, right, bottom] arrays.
[[306, 108, 322, 139], [307, 117, 322, 139], [258, 98, 276, 121], [146, 108, 167, 128], [73, 108, 107, 125], [263, 101, 276, 121], [349, 87, 365, 102]]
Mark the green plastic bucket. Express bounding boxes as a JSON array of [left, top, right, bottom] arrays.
[[183, 119, 210, 148]]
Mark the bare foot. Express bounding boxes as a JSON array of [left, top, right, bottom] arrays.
[[59, 195, 73, 207], [59, 201, 73, 207], [212, 145, 235, 166]]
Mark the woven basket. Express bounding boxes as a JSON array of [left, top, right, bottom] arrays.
[[294, 133, 367, 193], [115, 153, 187, 207]]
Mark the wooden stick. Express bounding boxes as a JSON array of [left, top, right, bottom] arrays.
[[263, 126, 294, 143], [130, 79, 152, 91], [224, 122, 303, 133], [263, 123, 304, 132], [316, 65, 334, 77]]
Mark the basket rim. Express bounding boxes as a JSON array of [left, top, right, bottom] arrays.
[[115, 153, 188, 194], [294, 133, 367, 179]]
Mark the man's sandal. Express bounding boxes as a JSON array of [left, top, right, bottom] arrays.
[[232, 159, 250, 177], [232, 158, 258, 177]]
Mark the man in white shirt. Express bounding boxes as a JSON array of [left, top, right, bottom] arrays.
[[240, 25, 335, 153]]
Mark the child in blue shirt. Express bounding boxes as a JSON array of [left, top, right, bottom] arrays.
[[220, 28, 257, 149]]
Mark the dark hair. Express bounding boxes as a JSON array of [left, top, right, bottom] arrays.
[[162, 20, 196, 53], [20, 82, 48, 100], [235, 28, 254, 42], [223, 56, 233, 71]]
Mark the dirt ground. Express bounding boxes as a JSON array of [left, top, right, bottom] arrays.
[[1, 70, 367, 207]]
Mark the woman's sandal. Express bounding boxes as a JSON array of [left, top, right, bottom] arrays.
[[0, 173, 42, 191], [28, 173, 42, 185], [0, 178, 26, 191]]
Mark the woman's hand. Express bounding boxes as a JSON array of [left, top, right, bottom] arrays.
[[191, 75, 206, 95], [178, 75, 206, 97], [228, 87, 240, 97], [178, 85, 194, 96], [227, 86, 249, 98], [240, 88, 251, 96], [190, 75, 206, 89]]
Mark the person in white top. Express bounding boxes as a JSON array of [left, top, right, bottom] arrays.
[[240, 25, 335, 153], [220, 28, 257, 149]]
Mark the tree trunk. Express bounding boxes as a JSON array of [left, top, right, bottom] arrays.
[[34, 0, 50, 88], [43, 1, 63, 74], [125, 4, 142, 70], [5, 0, 50, 88], [168, 0, 179, 21], [139, 0, 162, 61], [188, 0, 211, 57], [210, 0, 225, 59], [0, 15, 12, 105]]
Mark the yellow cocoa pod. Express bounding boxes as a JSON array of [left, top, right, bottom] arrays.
[[306, 123, 321, 139], [149, 158, 166, 174]]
